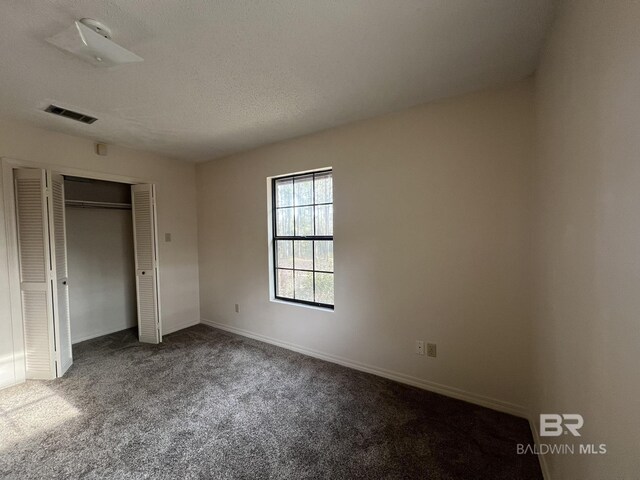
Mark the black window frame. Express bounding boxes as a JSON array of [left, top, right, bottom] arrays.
[[272, 169, 334, 309]]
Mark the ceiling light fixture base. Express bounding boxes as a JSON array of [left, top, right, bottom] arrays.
[[46, 18, 143, 67], [79, 18, 112, 40]]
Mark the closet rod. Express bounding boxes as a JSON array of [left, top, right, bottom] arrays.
[[65, 200, 132, 210]]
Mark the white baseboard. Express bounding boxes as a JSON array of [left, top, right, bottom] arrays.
[[529, 415, 551, 479], [163, 319, 200, 336], [201, 318, 528, 418], [0, 379, 24, 391], [71, 319, 200, 344], [72, 323, 138, 344]]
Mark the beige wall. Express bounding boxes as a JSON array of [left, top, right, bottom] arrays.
[[66, 207, 137, 343], [0, 120, 200, 388], [532, 1, 640, 478], [197, 80, 534, 413]]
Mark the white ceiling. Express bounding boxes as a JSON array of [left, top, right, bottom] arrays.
[[0, 1, 556, 162]]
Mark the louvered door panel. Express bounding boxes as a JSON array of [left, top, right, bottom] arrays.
[[132, 184, 161, 344], [15, 176, 47, 283], [22, 290, 51, 373], [133, 190, 154, 270], [137, 274, 159, 341], [14, 169, 55, 379], [52, 176, 67, 277], [50, 173, 72, 375]]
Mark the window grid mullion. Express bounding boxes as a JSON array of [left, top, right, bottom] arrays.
[[312, 173, 316, 302], [292, 177, 297, 237], [273, 235, 332, 241], [277, 267, 333, 274], [276, 201, 332, 209], [292, 240, 296, 299]]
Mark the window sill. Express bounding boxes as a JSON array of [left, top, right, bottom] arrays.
[[270, 298, 335, 313]]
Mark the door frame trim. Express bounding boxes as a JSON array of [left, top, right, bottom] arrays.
[[2, 156, 159, 387]]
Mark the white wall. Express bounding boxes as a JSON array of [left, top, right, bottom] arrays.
[[0, 120, 200, 388], [197, 80, 534, 414], [532, 1, 640, 478], [66, 207, 137, 343]]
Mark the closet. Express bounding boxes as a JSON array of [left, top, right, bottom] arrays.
[[64, 177, 137, 344], [11, 168, 161, 380]]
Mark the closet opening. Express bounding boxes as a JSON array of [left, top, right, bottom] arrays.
[[7, 165, 161, 381], [64, 176, 137, 344]]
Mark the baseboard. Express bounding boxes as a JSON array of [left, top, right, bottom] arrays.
[[200, 318, 528, 418], [163, 319, 200, 336], [72, 324, 138, 344], [71, 320, 200, 344], [0, 378, 25, 391], [529, 415, 551, 479]]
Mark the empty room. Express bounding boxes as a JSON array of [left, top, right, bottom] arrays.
[[0, 1, 638, 479]]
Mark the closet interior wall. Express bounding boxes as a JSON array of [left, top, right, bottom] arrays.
[[64, 177, 137, 343]]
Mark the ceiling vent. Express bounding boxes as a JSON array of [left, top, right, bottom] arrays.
[[44, 105, 97, 124]]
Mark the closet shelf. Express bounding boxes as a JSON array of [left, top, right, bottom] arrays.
[[65, 200, 132, 210]]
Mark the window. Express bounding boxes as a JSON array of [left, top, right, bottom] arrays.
[[272, 170, 334, 308]]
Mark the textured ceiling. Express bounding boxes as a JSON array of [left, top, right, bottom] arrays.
[[0, 1, 555, 161]]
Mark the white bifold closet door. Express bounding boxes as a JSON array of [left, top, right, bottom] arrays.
[[50, 173, 72, 375], [14, 169, 72, 379], [131, 184, 161, 344]]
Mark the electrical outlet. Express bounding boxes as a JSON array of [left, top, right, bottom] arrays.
[[235, 304, 239, 313], [416, 340, 425, 355], [427, 343, 437, 358], [164, 233, 172, 242]]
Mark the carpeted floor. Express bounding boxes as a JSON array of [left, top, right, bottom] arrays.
[[0, 324, 541, 479]]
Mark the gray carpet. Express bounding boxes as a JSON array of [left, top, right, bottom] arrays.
[[0, 324, 541, 479]]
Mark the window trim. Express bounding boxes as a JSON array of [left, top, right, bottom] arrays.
[[271, 169, 334, 310]]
